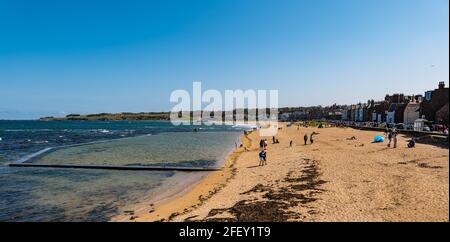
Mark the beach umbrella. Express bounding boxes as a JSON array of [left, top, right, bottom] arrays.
[[373, 136, 384, 143]]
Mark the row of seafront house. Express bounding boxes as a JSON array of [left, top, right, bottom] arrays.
[[279, 82, 449, 131]]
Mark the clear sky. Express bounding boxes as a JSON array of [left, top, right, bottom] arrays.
[[0, 0, 448, 119]]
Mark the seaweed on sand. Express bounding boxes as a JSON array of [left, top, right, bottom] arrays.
[[205, 200, 299, 222], [198, 159, 327, 222]]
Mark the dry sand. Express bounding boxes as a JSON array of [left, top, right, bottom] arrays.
[[113, 124, 449, 222]]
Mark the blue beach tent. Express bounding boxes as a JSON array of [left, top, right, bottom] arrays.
[[373, 136, 385, 143]]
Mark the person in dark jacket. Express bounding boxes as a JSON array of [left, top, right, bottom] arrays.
[[407, 137, 416, 148], [258, 150, 267, 166]]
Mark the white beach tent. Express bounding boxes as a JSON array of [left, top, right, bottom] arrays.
[[414, 118, 428, 132]]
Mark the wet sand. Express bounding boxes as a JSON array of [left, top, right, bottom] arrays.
[[113, 124, 449, 222]]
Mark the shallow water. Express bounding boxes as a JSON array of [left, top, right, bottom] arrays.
[[0, 167, 173, 221], [0, 121, 244, 221], [33, 132, 240, 167]]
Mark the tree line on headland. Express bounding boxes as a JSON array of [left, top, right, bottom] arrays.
[[39, 112, 170, 121]]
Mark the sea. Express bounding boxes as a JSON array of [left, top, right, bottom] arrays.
[[0, 120, 248, 221]]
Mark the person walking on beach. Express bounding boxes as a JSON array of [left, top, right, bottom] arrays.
[[392, 129, 398, 148], [264, 139, 268, 148], [310, 133, 315, 145], [289, 140, 293, 147], [258, 149, 267, 166], [387, 128, 398, 148], [259, 139, 264, 149], [304, 134, 308, 145], [387, 129, 393, 147]]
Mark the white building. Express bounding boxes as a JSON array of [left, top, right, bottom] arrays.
[[414, 118, 427, 131], [403, 102, 420, 125]]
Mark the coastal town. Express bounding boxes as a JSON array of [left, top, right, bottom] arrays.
[[279, 82, 449, 133]]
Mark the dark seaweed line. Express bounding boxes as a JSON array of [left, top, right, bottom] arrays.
[[193, 158, 327, 222]]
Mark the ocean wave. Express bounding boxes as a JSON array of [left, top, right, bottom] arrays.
[[14, 147, 54, 164], [33, 140, 49, 144], [231, 124, 258, 129], [6, 129, 56, 132]]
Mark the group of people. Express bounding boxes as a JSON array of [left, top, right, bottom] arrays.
[[272, 136, 280, 144], [385, 127, 418, 148], [385, 128, 398, 148], [258, 132, 319, 166], [303, 132, 318, 145], [259, 139, 268, 149]]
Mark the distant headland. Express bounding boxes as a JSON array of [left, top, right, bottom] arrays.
[[39, 112, 170, 121]]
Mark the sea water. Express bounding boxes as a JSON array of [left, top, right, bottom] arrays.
[[0, 120, 244, 221]]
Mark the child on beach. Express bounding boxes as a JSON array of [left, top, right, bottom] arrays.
[[304, 134, 308, 145], [387, 129, 393, 147], [259, 149, 267, 166], [289, 140, 293, 147], [392, 129, 398, 148]]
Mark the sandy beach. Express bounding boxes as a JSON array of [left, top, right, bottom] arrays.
[[114, 124, 449, 222]]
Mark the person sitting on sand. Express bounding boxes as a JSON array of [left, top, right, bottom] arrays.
[[259, 149, 267, 166], [347, 136, 357, 140], [304, 134, 308, 145], [407, 137, 416, 148]]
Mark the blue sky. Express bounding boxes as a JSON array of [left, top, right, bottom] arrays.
[[0, 0, 448, 119]]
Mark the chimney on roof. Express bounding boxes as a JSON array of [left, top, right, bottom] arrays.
[[415, 95, 422, 103], [438, 81, 445, 89]]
